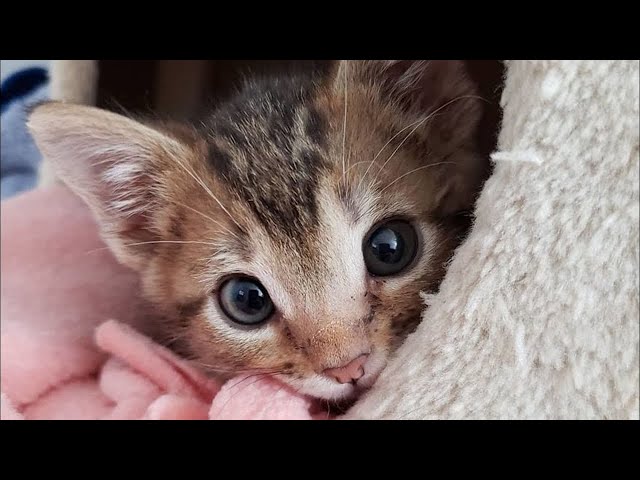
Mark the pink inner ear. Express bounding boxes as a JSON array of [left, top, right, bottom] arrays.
[[26, 103, 173, 242], [96, 153, 154, 216]]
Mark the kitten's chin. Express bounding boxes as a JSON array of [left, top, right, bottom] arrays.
[[284, 374, 358, 402]]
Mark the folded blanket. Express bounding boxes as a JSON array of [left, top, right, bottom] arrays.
[[2, 319, 316, 420], [1, 186, 319, 420]]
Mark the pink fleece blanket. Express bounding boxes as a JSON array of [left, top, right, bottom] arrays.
[[1, 186, 324, 420]]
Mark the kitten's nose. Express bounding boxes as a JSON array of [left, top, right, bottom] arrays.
[[323, 354, 369, 384]]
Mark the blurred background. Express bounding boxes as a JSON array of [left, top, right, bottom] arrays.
[[1, 60, 51, 200], [1, 60, 50, 81]]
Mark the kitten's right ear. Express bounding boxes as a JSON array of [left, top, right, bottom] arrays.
[[27, 102, 190, 269]]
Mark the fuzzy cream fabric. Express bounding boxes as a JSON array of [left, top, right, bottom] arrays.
[[345, 60, 640, 419]]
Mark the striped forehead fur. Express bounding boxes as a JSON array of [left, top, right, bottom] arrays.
[[204, 75, 331, 247]]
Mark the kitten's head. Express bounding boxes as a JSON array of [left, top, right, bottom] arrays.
[[28, 60, 488, 401]]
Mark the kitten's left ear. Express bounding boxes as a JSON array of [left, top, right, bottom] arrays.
[[27, 102, 190, 270]]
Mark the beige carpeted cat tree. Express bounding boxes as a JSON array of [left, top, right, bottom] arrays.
[[40, 60, 640, 419]]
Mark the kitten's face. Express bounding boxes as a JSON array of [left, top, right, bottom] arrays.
[[28, 60, 488, 401]]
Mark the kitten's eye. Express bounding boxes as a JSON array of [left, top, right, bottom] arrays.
[[363, 220, 419, 276], [219, 277, 274, 326]]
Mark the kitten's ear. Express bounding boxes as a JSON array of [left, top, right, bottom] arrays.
[[27, 102, 188, 270], [335, 60, 482, 139], [333, 60, 488, 216]]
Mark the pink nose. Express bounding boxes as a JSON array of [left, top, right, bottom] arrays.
[[323, 354, 369, 384]]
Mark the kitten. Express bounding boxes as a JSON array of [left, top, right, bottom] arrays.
[[28, 60, 490, 402]]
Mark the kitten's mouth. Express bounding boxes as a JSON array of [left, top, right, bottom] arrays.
[[284, 347, 388, 405]]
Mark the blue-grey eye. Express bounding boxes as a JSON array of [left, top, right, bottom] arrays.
[[219, 277, 274, 326], [363, 220, 419, 276]]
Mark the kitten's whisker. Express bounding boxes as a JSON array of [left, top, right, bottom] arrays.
[[345, 144, 353, 187], [85, 246, 116, 255], [189, 363, 280, 376], [84, 240, 219, 255], [170, 154, 244, 232], [357, 115, 431, 192], [184, 357, 283, 376], [260, 382, 289, 414], [104, 97, 134, 118], [370, 95, 483, 189], [343, 160, 377, 176], [216, 374, 268, 413], [368, 118, 432, 191], [169, 199, 241, 242], [379, 162, 456, 194], [207, 362, 290, 417], [96, 240, 220, 256], [341, 60, 349, 182], [126, 240, 219, 247], [360, 95, 487, 192], [215, 373, 275, 417]]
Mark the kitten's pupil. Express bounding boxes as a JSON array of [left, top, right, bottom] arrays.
[[219, 277, 274, 325], [363, 220, 419, 276], [370, 228, 404, 263], [236, 287, 263, 312]]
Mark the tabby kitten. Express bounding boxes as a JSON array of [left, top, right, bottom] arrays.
[[28, 60, 490, 401]]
